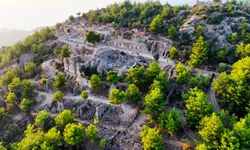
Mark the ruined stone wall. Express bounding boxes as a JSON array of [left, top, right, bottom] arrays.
[[106, 39, 148, 54], [155, 41, 172, 58]]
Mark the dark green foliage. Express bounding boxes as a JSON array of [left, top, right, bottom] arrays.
[[145, 61, 161, 82], [241, 19, 248, 36], [21, 80, 34, 99], [195, 24, 204, 37], [86, 31, 101, 44], [158, 107, 182, 135], [190, 72, 210, 89], [53, 73, 67, 90], [68, 15, 75, 21], [80, 66, 97, 77], [106, 70, 122, 84], [150, 71, 170, 93], [126, 66, 145, 88], [188, 36, 208, 68], [168, 25, 178, 40]]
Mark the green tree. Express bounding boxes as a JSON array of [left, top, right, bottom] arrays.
[[16, 124, 44, 150], [53, 91, 64, 102], [213, 57, 250, 115], [219, 130, 239, 150], [80, 90, 89, 100], [140, 125, 164, 150], [236, 42, 250, 58], [25, 61, 36, 77], [195, 25, 204, 37], [198, 113, 224, 146], [90, 74, 101, 91], [54, 110, 75, 127], [0, 107, 7, 119], [158, 107, 182, 135], [126, 84, 141, 103], [161, 5, 171, 18], [150, 71, 170, 93], [20, 98, 34, 111], [168, 25, 178, 40], [232, 113, 250, 149], [169, 47, 179, 59], [21, 79, 34, 99], [54, 45, 71, 60], [6, 92, 16, 105], [145, 61, 161, 82], [195, 144, 208, 150], [0, 67, 21, 86], [188, 36, 208, 68], [35, 110, 51, 129], [53, 73, 67, 90], [241, 20, 248, 36], [86, 31, 101, 44], [183, 87, 213, 127], [149, 15, 163, 34], [175, 62, 191, 84], [99, 139, 107, 149], [8, 77, 21, 93], [109, 88, 126, 104], [0, 142, 7, 150], [106, 70, 122, 84], [230, 32, 238, 44], [88, 10, 97, 24], [63, 123, 84, 145], [42, 127, 62, 149], [144, 88, 165, 120], [126, 66, 145, 87], [40, 77, 47, 86], [85, 124, 98, 141]]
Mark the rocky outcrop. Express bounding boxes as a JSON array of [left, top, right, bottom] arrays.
[[84, 47, 150, 76]]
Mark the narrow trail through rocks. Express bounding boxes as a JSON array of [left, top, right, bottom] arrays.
[[208, 87, 221, 111]]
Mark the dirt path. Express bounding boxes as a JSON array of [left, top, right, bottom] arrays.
[[208, 87, 220, 111]]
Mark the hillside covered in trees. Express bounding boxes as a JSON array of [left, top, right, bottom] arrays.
[[0, 0, 250, 150]]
